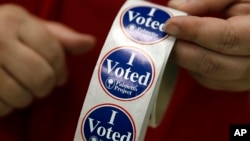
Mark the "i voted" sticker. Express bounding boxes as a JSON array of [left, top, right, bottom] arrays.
[[99, 47, 155, 101], [121, 5, 172, 44], [82, 104, 136, 141]]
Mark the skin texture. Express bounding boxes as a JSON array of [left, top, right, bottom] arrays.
[[0, 4, 95, 116], [166, 0, 250, 91]]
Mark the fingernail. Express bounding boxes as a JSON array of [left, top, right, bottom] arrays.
[[168, 0, 188, 8], [164, 21, 180, 36]]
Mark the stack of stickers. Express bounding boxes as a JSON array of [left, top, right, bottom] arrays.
[[74, 0, 186, 141]]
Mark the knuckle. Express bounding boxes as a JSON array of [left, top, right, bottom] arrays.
[[15, 92, 33, 109], [48, 43, 64, 62], [197, 54, 220, 75], [0, 4, 27, 14], [35, 68, 55, 98], [0, 4, 29, 44], [0, 4, 27, 23], [0, 74, 33, 108], [3, 92, 33, 109], [40, 34, 64, 66], [218, 25, 239, 53]]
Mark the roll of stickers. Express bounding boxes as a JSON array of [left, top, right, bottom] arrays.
[[74, 0, 186, 141]]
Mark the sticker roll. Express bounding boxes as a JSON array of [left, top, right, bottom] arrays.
[[74, 1, 186, 141]]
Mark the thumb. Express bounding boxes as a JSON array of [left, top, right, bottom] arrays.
[[168, 0, 234, 15], [43, 21, 96, 55]]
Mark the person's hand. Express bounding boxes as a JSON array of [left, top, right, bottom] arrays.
[[165, 0, 250, 91], [0, 4, 95, 116]]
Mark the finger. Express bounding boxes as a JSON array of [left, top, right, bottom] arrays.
[[165, 16, 250, 55], [168, 0, 234, 15], [191, 73, 250, 92], [171, 41, 250, 81], [18, 17, 66, 86], [226, 3, 250, 17], [43, 21, 96, 55], [1, 41, 55, 98], [0, 67, 33, 108], [0, 101, 12, 117]]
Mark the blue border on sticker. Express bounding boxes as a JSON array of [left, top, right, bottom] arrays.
[[98, 47, 155, 101], [81, 104, 136, 141], [121, 5, 172, 44]]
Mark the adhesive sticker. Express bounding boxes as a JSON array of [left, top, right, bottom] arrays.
[[82, 104, 136, 141], [99, 47, 155, 101], [121, 5, 172, 44]]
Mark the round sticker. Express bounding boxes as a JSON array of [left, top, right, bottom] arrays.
[[99, 47, 155, 101], [121, 6, 172, 44], [82, 104, 136, 141]]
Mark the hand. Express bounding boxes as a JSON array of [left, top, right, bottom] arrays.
[[0, 4, 95, 116], [166, 0, 250, 91]]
